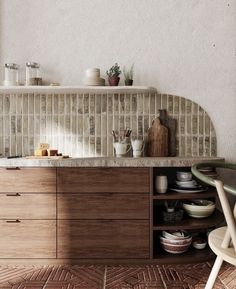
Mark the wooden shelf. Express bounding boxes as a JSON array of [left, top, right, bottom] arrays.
[[153, 246, 215, 264], [153, 188, 217, 200], [153, 210, 224, 230]]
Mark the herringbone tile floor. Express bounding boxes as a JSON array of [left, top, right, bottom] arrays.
[[0, 262, 235, 289]]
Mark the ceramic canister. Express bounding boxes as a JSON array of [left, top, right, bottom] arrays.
[[155, 175, 168, 194]]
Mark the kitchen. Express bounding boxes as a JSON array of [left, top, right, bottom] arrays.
[[0, 1, 235, 288]]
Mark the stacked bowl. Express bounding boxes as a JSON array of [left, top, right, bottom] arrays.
[[160, 230, 192, 254], [83, 68, 105, 86], [183, 199, 215, 218]]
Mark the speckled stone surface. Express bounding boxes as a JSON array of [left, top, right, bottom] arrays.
[[0, 156, 224, 167]]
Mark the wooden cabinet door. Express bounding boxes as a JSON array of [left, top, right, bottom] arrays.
[[0, 194, 56, 219], [58, 220, 150, 259], [57, 168, 150, 193], [0, 168, 56, 193], [58, 193, 149, 219], [0, 220, 56, 258]]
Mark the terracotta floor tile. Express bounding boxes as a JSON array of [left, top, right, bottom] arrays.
[[0, 263, 235, 289]]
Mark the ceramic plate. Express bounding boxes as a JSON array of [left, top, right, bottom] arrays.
[[169, 185, 208, 193]]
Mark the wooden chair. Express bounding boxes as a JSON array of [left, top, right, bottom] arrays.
[[192, 162, 236, 289]]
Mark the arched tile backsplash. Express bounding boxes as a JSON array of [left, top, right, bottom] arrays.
[[0, 89, 216, 157]]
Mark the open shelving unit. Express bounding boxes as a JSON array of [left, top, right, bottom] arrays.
[[151, 167, 225, 264]]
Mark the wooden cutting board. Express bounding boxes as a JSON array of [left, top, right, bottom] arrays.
[[159, 109, 177, 157], [147, 117, 168, 157], [25, 156, 69, 160]]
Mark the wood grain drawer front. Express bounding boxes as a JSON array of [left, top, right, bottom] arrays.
[[57, 168, 150, 193], [0, 220, 56, 258], [0, 168, 56, 193], [58, 193, 149, 219], [58, 220, 150, 259], [0, 194, 56, 219]]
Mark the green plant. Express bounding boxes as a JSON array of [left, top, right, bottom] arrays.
[[123, 63, 134, 80], [106, 63, 121, 77]]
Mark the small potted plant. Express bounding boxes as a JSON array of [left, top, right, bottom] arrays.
[[106, 63, 121, 86], [123, 64, 134, 86]]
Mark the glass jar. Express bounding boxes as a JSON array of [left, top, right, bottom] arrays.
[[25, 62, 41, 85], [3, 63, 19, 86]]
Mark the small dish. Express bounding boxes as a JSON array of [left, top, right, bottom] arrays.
[[193, 239, 207, 249]]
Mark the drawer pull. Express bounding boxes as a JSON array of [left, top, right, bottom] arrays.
[[6, 219, 21, 223], [6, 193, 21, 197], [6, 167, 20, 170]]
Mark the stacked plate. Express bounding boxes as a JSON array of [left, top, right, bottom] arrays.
[[83, 68, 105, 86], [199, 167, 218, 179], [170, 171, 207, 193]]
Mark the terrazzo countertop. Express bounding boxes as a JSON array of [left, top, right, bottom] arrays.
[[0, 156, 224, 168]]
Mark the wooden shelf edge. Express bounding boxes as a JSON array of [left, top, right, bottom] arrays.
[[153, 188, 217, 200], [153, 246, 215, 264]]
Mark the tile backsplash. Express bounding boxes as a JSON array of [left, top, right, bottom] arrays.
[[0, 89, 216, 157]]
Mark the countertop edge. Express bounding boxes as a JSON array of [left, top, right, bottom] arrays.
[[0, 157, 224, 168]]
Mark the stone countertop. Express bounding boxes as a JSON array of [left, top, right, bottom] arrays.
[[0, 156, 224, 168]]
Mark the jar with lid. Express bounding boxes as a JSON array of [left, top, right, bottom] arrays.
[[3, 63, 19, 86], [25, 62, 41, 85]]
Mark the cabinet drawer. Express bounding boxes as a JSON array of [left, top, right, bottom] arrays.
[[58, 193, 149, 219], [0, 194, 56, 219], [58, 220, 149, 259], [0, 220, 56, 258], [57, 168, 150, 193], [0, 168, 56, 193]]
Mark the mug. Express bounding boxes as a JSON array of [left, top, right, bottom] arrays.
[[155, 175, 168, 194], [131, 139, 144, 157], [113, 142, 131, 157]]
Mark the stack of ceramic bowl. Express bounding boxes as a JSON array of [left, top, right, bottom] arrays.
[[176, 171, 197, 188], [160, 230, 192, 254], [83, 68, 105, 86], [183, 199, 215, 218], [198, 167, 218, 179]]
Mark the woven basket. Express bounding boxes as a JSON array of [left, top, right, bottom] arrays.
[[159, 209, 184, 223]]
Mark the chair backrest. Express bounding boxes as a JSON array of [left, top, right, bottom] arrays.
[[192, 162, 236, 250], [214, 179, 236, 252]]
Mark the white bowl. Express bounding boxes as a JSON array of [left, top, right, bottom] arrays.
[[176, 180, 197, 187], [162, 230, 190, 240], [160, 236, 192, 245], [193, 239, 207, 249], [176, 171, 192, 181], [183, 200, 215, 218]]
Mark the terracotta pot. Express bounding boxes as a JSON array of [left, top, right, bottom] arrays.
[[108, 76, 120, 86], [125, 79, 133, 86]]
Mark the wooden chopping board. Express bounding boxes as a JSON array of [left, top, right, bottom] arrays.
[[25, 156, 69, 160], [159, 109, 177, 157], [147, 118, 168, 157]]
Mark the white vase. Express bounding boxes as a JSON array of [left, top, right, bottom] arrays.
[[155, 175, 168, 194]]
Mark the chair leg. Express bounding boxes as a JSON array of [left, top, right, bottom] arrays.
[[205, 256, 223, 289]]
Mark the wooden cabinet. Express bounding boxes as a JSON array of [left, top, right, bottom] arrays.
[[0, 167, 56, 259], [58, 193, 149, 219], [57, 167, 151, 260], [57, 168, 150, 193], [0, 193, 56, 219], [0, 168, 56, 193], [58, 220, 149, 259], [0, 220, 56, 258]]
